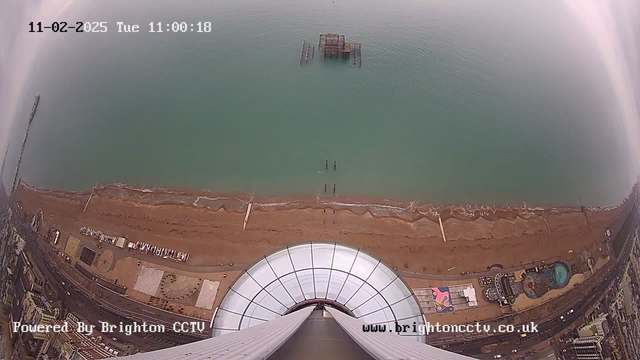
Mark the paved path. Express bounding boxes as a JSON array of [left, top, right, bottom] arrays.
[[73, 234, 566, 282], [68, 233, 246, 273], [397, 257, 566, 281], [445, 216, 638, 359]]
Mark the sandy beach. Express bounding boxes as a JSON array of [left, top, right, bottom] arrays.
[[13, 182, 626, 274]]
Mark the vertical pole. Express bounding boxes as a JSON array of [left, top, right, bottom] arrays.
[[324, 184, 327, 193], [12, 96, 40, 193], [334, 161, 336, 170], [326, 160, 328, 170], [333, 184, 336, 194]]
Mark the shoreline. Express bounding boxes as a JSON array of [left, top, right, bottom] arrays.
[[18, 181, 626, 224], [12, 181, 626, 273]]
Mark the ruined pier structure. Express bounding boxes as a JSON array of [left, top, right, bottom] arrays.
[[318, 33, 361, 67], [300, 40, 314, 64]]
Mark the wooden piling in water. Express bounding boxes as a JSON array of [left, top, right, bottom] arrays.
[[333, 184, 336, 194], [334, 161, 336, 170], [300, 40, 312, 64], [351, 42, 362, 68]]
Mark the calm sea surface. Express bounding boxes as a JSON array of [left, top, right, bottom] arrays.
[[4, 0, 636, 206]]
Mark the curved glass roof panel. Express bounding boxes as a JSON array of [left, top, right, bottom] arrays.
[[212, 242, 425, 341]]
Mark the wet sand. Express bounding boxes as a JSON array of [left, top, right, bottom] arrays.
[[14, 183, 626, 275]]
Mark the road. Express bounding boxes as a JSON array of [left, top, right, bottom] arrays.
[[14, 220, 209, 352], [9, 196, 638, 357]]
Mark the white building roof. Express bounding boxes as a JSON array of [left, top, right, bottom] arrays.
[[463, 287, 478, 306], [212, 242, 426, 341]]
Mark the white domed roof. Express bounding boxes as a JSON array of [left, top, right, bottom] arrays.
[[212, 242, 425, 341]]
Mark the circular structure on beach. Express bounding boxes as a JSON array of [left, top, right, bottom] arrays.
[[554, 263, 570, 287], [212, 242, 425, 341], [160, 274, 201, 300], [483, 287, 499, 302], [96, 250, 114, 272]]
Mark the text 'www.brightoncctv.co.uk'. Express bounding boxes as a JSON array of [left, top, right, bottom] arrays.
[[363, 321, 539, 335]]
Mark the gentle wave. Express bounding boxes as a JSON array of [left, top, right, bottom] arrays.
[[19, 182, 630, 223]]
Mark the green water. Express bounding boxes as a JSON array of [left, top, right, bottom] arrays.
[[4, 0, 636, 205]]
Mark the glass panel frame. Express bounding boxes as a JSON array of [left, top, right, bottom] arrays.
[[288, 243, 312, 271], [313, 269, 331, 299], [332, 246, 359, 273], [266, 248, 295, 277], [312, 242, 335, 268], [247, 258, 277, 287]]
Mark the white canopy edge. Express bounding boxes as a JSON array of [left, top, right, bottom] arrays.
[[111, 306, 314, 360]]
